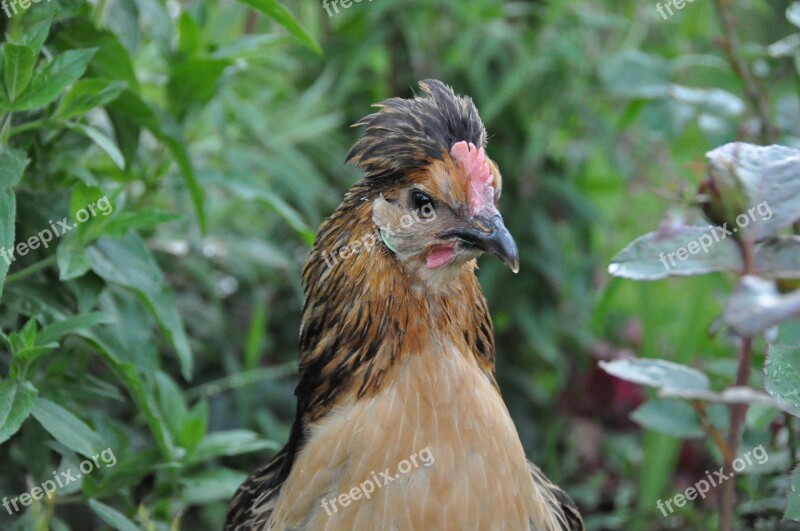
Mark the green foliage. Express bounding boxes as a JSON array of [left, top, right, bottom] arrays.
[[1, 0, 800, 529]]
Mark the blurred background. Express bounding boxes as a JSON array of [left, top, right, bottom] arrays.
[[1, 0, 800, 529]]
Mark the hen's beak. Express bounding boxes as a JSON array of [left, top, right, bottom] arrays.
[[440, 215, 520, 273]]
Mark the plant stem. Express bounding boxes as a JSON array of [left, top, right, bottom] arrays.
[[713, 0, 776, 144], [693, 401, 731, 463], [720, 336, 753, 531], [184, 363, 296, 400], [4, 255, 57, 284], [9, 118, 48, 138]]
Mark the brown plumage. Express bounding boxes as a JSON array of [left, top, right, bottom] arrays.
[[225, 80, 583, 531]]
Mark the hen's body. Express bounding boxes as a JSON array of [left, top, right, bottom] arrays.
[[226, 81, 583, 531]]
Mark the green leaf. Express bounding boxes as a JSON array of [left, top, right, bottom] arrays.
[[55, 22, 138, 87], [787, 465, 800, 521], [659, 386, 781, 407], [55, 79, 127, 120], [0, 192, 14, 297], [788, 2, 800, 28], [31, 397, 104, 458], [100, 209, 181, 238], [178, 11, 202, 56], [155, 371, 188, 437], [0, 148, 26, 296], [600, 49, 671, 99], [237, 0, 321, 54], [12, 48, 97, 111], [724, 276, 800, 337], [88, 499, 140, 531], [189, 430, 279, 464], [75, 331, 176, 460], [202, 171, 313, 244], [754, 237, 800, 278], [19, 18, 52, 57], [4, 43, 36, 101], [67, 123, 126, 169], [0, 146, 29, 188], [599, 358, 710, 393], [608, 225, 742, 280], [109, 91, 206, 232], [705, 143, 800, 241], [179, 400, 208, 452], [181, 467, 247, 504], [167, 58, 230, 117], [765, 344, 800, 418], [87, 234, 194, 379], [631, 398, 704, 438], [245, 292, 268, 371], [670, 85, 744, 117], [0, 380, 37, 445], [37, 312, 115, 346], [57, 235, 92, 280]]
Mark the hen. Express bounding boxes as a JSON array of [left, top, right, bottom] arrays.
[[225, 79, 583, 531]]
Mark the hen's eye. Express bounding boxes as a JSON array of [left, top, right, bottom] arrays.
[[410, 190, 435, 212]]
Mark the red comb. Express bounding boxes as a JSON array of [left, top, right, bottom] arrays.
[[450, 141, 494, 214]]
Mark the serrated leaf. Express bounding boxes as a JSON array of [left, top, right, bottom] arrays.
[[88, 499, 139, 531], [55, 79, 127, 120], [4, 43, 36, 100], [31, 398, 104, 458], [608, 225, 742, 280], [238, 0, 321, 53], [599, 358, 710, 392], [0, 380, 37, 445], [765, 344, 800, 418], [12, 48, 96, 111]]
